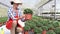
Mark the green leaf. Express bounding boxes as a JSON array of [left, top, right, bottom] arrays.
[[54, 27, 60, 34], [24, 8, 33, 14], [24, 25, 31, 31], [47, 30, 56, 34], [41, 26, 48, 31], [53, 21, 60, 28], [34, 27, 43, 33], [0, 17, 7, 23]]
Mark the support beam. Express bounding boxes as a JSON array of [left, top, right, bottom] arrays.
[[38, 0, 52, 9], [35, 0, 52, 9], [0, 2, 10, 8]]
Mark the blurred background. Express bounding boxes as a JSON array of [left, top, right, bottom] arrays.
[[0, 0, 60, 34], [0, 0, 60, 20]]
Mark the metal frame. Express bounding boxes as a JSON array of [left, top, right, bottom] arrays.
[[0, 2, 10, 8], [38, 0, 52, 9]]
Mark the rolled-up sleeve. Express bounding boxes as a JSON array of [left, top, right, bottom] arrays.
[[18, 9, 25, 21], [19, 9, 23, 16]]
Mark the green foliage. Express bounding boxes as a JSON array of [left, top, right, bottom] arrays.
[[24, 25, 31, 31], [47, 30, 56, 34], [24, 16, 60, 34], [54, 27, 60, 34], [0, 17, 8, 23], [53, 21, 60, 28], [41, 26, 48, 31], [35, 33, 42, 34], [24, 8, 33, 14], [47, 24, 54, 30], [34, 27, 43, 33], [36, 22, 43, 27]]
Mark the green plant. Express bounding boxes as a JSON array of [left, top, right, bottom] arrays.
[[35, 33, 42, 34], [54, 27, 60, 34], [36, 22, 43, 27], [24, 25, 31, 31], [24, 8, 33, 14], [47, 24, 54, 30], [48, 20, 53, 24], [41, 26, 48, 31], [0, 17, 7, 23], [34, 27, 43, 33], [53, 21, 60, 28], [26, 19, 36, 29], [29, 22, 36, 29], [47, 30, 56, 34], [24, 16, 60, 34], [42, 19, 49, 26]]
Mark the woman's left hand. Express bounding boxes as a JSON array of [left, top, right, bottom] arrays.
[[17, 27, 23, 32]]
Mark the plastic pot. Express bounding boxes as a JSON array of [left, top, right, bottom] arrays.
[[0, 23, 2, 27], [42, 30, 47, 34], [24, 31, 29, 34]]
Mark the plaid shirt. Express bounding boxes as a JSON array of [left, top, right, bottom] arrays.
[[8, 8, 23, 20]]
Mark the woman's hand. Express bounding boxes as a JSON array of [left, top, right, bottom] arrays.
[[17, 27, 23, 32], [14, 17, 19, 21], [19, 15, 25, 19]]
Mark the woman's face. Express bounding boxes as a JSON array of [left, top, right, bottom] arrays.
[[13, 3, 19, 8]]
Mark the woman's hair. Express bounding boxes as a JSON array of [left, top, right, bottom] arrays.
[[11, 1, 14, 5]]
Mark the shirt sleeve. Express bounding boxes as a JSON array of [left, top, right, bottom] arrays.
[[18, 9, 25, 21], [19, 9, 23, 16], [8, 8, 16, 20]]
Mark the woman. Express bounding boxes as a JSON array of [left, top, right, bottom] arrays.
[[6, 0, 25, 34]]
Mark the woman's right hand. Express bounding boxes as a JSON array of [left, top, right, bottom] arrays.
[[17, 27, 23, 32]]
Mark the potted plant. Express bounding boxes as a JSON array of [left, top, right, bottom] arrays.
[[24, 8, 33, 20], [47, 24, 54, 30], [54, 27, 60, 34], [24, 20, 34, 34], [47, 30, 56, 34], [0, 17, 7, 25], [0, 23, 2, 27], [34, 27, 43, 34], [53, 21, 59, 28], [42, 19, 49, 26], [26, 19, 36, 33], [24, 25, 31, 34], [36, 20, 43, 27], [41, 26, 48, 34]]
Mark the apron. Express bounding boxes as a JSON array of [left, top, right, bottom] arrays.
[[6, 11, 24, 30]]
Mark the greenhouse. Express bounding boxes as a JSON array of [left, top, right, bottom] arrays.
[[0, 0, 60, 34]]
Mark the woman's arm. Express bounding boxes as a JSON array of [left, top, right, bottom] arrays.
[[19, 15, 25, 19]]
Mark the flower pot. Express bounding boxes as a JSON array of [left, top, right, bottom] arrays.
[[42, 30, 47, 34], [30, 29, 34, 34], [0, 23, 2, 27], [28, 29, 34, 34], [25, 14, 32, 20], [24, 31, 29, 34], [31, 29, 34, 32]]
